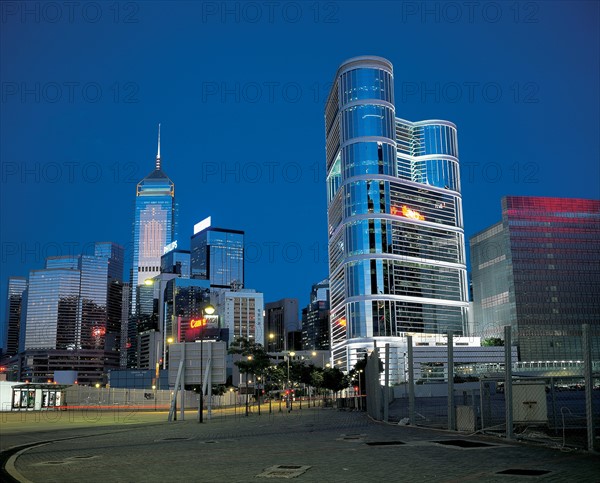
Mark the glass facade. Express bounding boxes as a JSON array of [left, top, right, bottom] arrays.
[[326, 57, 468, 379], [164, 277, 211, 342], [190, 228, 244, 288], [301, 279, 330, 351], [22, 243, 124, 379], [471, 196, 600, 361], [160, 249, 191, 277], [130, 146, 177, 315], [4, 277, 27, 357]]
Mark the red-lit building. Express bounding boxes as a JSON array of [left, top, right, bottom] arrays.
[[470, 196, 600, 361]]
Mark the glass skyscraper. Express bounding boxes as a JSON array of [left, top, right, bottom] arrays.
[[23, 243, 123, 351], [20, 242, 124, 383], [130, 126, 177, 315], [4, 277, 27, 357], [191, 226, 244, 288], [470, 196, 600, 361], [325, 56, 468, 378]]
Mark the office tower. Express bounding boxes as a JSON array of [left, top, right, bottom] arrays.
[[191, 217, 244, 288], [264, 298, 299, 352], [130, 125, 177, 315], [470, 196, 600, 361], [216, 289, 264, 346], [4, 277, 27, 357], [301, 279, 330, 351], [120, 282, 132, 368], [20, 242, 124, 383], [161, 248, 191, 277], [325, 56, 468, 378]]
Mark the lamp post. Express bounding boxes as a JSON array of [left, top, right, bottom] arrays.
[[245, 355, 252, 417], [287, 351, 295, 412], [358, 369, 363, 411], [199, 304, 215, 424], [163, 337, 173, 370]]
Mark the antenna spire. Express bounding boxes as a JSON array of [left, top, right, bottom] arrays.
[[155, 123, 161, 170]]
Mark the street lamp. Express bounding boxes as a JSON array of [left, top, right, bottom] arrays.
[[357, 369, 363, 411], [268, 333, 275, 352], [245, 355, 253, 417], [199, 303, 215, 424], [163, 337, 174, 370], [287, 351, 295, 412]]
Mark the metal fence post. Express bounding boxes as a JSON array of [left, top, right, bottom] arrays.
[[407, 336, 415, 425], [504, 326, 513, 440], [582, 324, 595, 452], [448, 331, 455, 430], [384, 343, 390, 422]]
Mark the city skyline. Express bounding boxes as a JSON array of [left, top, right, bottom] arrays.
[[1, 2, 599, 348]]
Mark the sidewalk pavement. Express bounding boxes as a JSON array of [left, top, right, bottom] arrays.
[[2, 407, 599, 482]]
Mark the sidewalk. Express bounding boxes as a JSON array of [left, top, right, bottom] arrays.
[[2, 407, 599, 482]]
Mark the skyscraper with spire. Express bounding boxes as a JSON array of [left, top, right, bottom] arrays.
[[130, 125, 177, 316]]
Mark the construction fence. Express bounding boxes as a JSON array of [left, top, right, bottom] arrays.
[[366, 325, 599, 452]]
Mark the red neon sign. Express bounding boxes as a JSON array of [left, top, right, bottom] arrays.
[[190, 318, 207, 329]]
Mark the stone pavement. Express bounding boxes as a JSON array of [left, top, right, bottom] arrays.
[[1, 407, 599, 482]]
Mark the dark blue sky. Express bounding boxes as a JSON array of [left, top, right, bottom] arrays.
[[1, 1, 599, 347]]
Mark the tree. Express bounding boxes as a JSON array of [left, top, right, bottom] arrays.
[[322, 366, 349, 397], [228, 337, 272, 416], [482, 337, 504, 347]]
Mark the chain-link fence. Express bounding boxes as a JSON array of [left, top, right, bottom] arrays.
[[376, 325, 599, 451]]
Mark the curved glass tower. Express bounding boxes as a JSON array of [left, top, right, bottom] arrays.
[[325, 56, 468, 381]]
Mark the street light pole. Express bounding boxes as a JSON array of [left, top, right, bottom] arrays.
[[358, 370, 363, 411], [286, 351, 295, 412], [246, 355, 252, 417], [198, 303, 215, 424]]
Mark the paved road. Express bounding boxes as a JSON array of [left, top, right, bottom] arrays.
[[1, 407, 599, 482]]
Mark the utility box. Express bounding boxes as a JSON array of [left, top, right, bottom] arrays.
[[512, 382, 547, 423]]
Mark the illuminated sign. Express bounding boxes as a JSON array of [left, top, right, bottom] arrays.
[[391, 205, 425, 221], [163, 240, 178, 254], [337, 318, 347, 327], [190, 318, 207, 329], [92, 327, 106, 337], [194, 216, 212, 234]]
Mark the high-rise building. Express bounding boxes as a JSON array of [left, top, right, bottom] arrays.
[[3, 277, 27, 357], [216, 289, 264, 346], [191, 218, 244, 289], [470, 196, 600, 361], [301, 279, 330, 351], [161, 248, 191, 277], [164, 277, 211, 343], [130, 125, 177, 315], [264, 298, 299, 352], [325, 56, 468, 378], [120, 282, 132, 368], [19, 242, 124, 384]]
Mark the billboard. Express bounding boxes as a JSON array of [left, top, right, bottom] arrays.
[[168, 341, 227, 386]]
